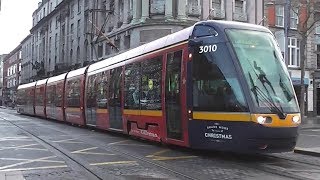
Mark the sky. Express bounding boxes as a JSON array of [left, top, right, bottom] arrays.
[[0, 0, 40, 54]]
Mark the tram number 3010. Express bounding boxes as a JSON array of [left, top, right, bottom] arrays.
[[199, 44, 217, 54]]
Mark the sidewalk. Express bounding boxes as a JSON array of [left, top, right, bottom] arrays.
[[294, 116, 320, 157]]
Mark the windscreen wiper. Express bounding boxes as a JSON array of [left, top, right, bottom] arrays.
[[248, 72, 286, 119]]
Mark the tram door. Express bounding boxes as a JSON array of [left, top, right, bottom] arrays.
[[108, 67, 123, 130], [86, 75, 97, 126], [165, 51, 183, 140]]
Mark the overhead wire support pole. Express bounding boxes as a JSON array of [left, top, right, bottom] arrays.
[[89, 19, 119, 51], [284, 0, 291, 67]]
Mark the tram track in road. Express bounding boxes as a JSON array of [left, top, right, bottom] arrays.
[[2, 112, 320, 180], [0, 116, 199, 180], [211, 152, 320, 180]]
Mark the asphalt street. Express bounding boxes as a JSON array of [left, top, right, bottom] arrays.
[[0, 108, 320, 180]]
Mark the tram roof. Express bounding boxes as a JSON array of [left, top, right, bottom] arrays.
[[35, 78, 49, 86], [47, 72, 68, 84], [67, 66, 88, 79], [194, 20, 270, 33], [17, 82, 36, 90], [87, 26, 193, 73], [88, 20, 269, 73]]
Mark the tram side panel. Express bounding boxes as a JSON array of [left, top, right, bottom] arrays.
[[17, 84, 36, 116], [65, 75, 86, 125], [16, 89, 27, 114], [123, 55, 164, 142], [161, 45, 190, 147], [46, 80, 66, 121], [85, 70, 110, 130], [35, 84, 47, 118]]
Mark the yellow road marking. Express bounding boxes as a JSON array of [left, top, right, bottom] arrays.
[[146, 149, 197, 161], [12, 147, 48, 151], [0, 137, 32, 142], [152, 156, 197, 161], [0, 158, 65, 163], [90, 161, 137, 166], [116, 144, 151, 147], [52, 138, 83, 144], [71, 147, 115, 156], [0, 156, 58, 170], [0, 144, 38, 151], [108, 140, 130, 145], [0, 165, 68, 172], [71, 147, 98, 153]]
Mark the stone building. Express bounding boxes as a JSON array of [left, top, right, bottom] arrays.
[[0, 54, 6, 105], [20, 0, 264, 83], [2, 46, 22, 106]]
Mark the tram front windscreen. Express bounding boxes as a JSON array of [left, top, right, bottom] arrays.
[[226, 29, 299, 114]]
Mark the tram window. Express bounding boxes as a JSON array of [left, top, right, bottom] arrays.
[[192, 25, 218, 38], [141, 56, 162, 110], [46, 85, 56, 105], [36, 87, 44, 106], [56, 83, 63, 107], [96, 71, 108, 109], [86, 75, 97, 108], [192, 42, 248, 112], [66, 79, 81, 107], [124, 63, 141, 109]]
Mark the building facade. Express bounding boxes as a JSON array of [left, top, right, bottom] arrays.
[[264, 0, 320, 116], [0, 54, 6, 105], [20, 0, 264, 83], [2, 46, 22, 106], [20, 35, 33, 84]]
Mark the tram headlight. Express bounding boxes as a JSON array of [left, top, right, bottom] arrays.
[[292, 116, 300, 123], [257, 116, 267, 124]]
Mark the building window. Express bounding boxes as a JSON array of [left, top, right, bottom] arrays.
[[76, 46, 80, 63], [71, 23, 74, 35], [56, 16, 59, 29], [77, 19, 81, 37], [290, 9, 298, 29], [84, 40, 89, 61], [55, 33, 58, 50], [70, 3, 75, 18], [316, 25, 320, 34], [275, 5, 284, 27], [288, 38, 300, 67], [234, 0, 244, 14], [70, 49, 73, 63], [49, 20, 52, 32], [98, 44, 103, 58], [105, 42, 111, 55], [50, 2, 53, 12], [124, 35, 130, 50], [317, 45, 320, 69], [150, 0, 165, 14], [77, 0, 81, 13]]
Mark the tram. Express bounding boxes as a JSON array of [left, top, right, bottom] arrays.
[[17, 20, 301, 153]]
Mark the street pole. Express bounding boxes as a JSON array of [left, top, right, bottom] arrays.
[[284, 0, 291, 67]]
